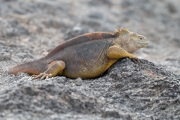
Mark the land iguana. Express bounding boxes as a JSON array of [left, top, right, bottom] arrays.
[[8, 28, 149, 79]]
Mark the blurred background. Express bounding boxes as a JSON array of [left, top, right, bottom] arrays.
[[0, 0, 180, 74]]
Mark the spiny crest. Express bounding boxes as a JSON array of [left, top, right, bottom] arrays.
[[113, 28, 130, 36]]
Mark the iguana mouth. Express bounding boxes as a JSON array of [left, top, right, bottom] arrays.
[[138, 40, 149, 47]]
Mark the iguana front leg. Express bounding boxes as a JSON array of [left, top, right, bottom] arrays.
[[107, 45, 137, 59], [33, 60, 65, 80]]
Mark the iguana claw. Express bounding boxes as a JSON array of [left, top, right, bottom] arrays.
[[32, 73, 52, 80]]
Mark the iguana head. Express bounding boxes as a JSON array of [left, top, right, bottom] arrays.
[[114, 28, 149, 53]]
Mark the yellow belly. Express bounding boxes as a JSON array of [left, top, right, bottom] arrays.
[[63, 59, 117, 79]]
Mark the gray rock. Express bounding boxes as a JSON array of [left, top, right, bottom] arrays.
[[0, 58, 180, 120]]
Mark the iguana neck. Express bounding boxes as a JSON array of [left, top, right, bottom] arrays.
[[119, 37, 138, 53]]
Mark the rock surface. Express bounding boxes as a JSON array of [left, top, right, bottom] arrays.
[[0, 0, 180, 120], [1, 59, 180, 120]]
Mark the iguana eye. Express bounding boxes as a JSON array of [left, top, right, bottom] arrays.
[[140, 37, 143, 40]]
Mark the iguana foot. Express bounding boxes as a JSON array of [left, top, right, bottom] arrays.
[[32, 73, 53, 80], [107, 45, 138, 59], [32, 60, 65, 80]]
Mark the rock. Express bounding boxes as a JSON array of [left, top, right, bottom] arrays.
[[167, 2, 177, 14], [101, 111, 132, 119], [63, 26, 89, 40], [0, 19, 29, 38], [0, 58, 180, 120]]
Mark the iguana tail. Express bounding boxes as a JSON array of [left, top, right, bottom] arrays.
[[8, 59, 47, 75]]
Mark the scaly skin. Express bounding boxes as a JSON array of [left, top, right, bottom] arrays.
[[8, 28, 148, 79]]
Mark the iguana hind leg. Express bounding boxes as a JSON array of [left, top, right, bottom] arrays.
[[107, 45, 137, 59], [33, 60, 65, 80]]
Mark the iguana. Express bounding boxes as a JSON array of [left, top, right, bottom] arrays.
[[8, 28, 148, 79]]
